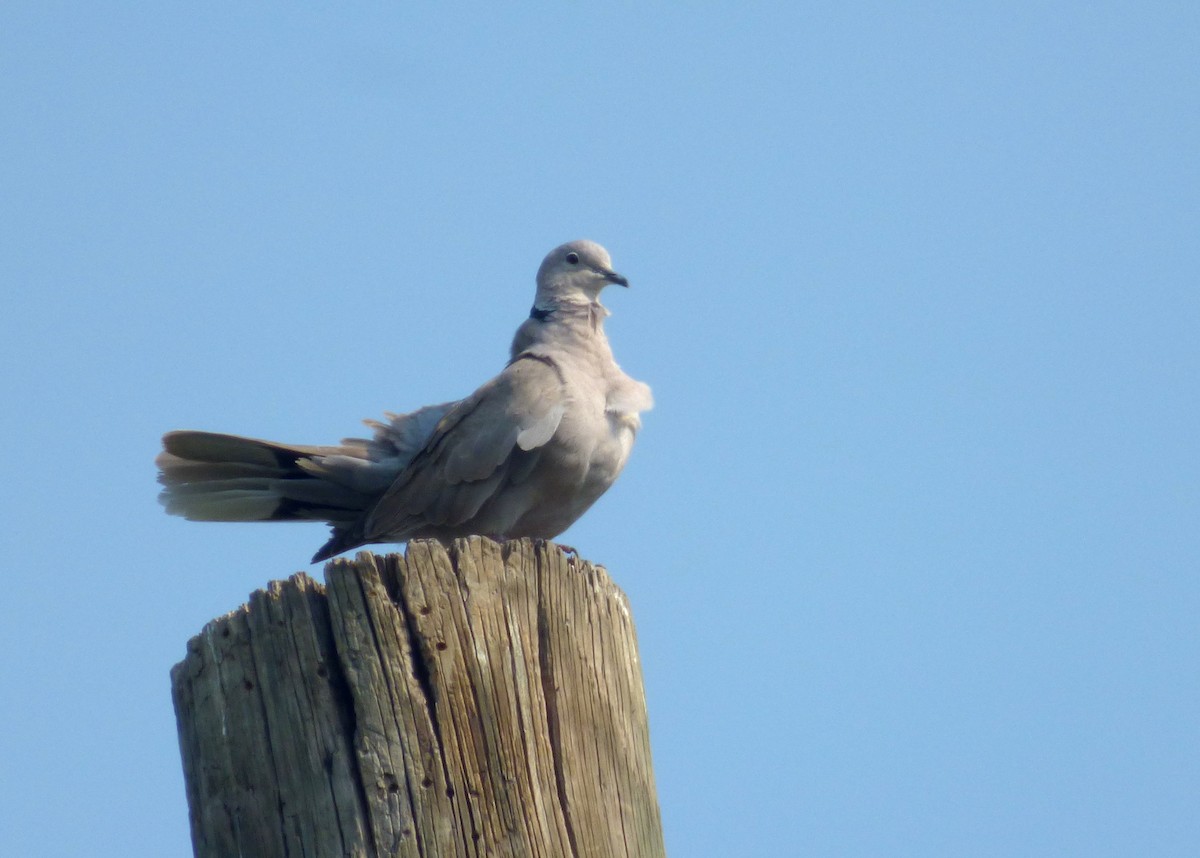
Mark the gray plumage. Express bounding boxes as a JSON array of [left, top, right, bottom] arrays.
[[156, 240, 653, 562]]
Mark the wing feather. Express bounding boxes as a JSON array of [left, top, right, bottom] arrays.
[[362, 355, 565, 539]]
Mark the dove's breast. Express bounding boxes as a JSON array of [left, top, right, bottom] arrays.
[[556, 370, 652, 519], [497, 325, 651, 540]]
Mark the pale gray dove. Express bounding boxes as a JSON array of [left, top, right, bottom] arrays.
[[156, 240, 653, 562]]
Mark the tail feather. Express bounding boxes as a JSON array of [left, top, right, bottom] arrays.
[[154, 455, 281, 483], [161, 487, 284, 522], [156, 431, 373, 527], [157, 404, 450, 560], [162, 430, 351, 466]]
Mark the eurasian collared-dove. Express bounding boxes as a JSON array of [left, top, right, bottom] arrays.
[[156, 240, 653, 562]]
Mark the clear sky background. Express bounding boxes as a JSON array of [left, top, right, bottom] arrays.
[[2, 3, 1197, 856]]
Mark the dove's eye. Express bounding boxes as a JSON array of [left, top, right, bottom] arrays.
[[565, 252, 580, 265]]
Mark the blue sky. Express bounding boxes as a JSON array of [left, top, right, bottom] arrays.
[[2, 3, 1197, 855]]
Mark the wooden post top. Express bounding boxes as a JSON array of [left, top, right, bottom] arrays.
[[171, 537, 665, 858]]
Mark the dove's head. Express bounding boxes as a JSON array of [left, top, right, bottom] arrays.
[[535, 240, 628, 306]]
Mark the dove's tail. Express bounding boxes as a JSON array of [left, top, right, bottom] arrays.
[[156, 431, 375, 529]]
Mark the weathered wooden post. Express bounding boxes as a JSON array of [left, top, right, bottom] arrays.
[[171, 537, 665, 857]]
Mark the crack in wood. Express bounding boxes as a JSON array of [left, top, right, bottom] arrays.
[[536, 547, 582, 858]]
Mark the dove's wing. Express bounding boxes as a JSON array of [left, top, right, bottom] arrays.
[[361, 353, 568, 541], [348, 402, 457, 468]]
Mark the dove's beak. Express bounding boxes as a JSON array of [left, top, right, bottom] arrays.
[[602, 269, 629, 288]]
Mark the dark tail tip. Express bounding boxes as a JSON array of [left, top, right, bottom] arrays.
[[312, 530, 355, 564]]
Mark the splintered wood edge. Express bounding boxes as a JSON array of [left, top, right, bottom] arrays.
[[172, 539, 628, 672]]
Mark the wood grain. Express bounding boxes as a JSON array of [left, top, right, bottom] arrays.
[[171, 537, 664, 858]]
